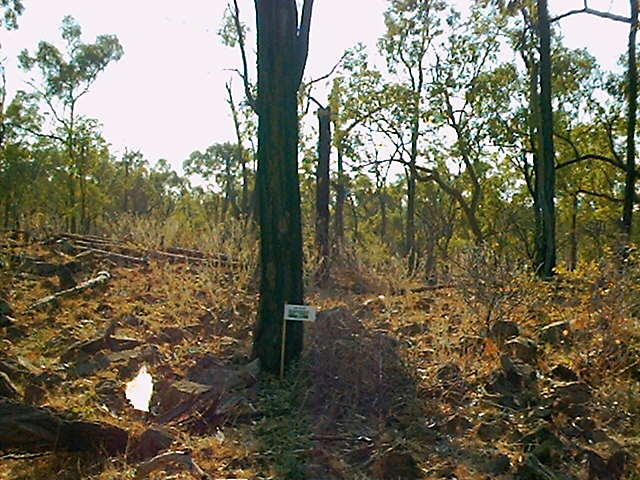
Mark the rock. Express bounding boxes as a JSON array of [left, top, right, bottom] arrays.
[[441, 414, 472, 436], [584, 449, 629, 480], [0, 298, 14, 316], [157, 326, 191, 344], [554, 381, 591, 405], [517, 454, 561, 480], [69, 345, 161, 378], [477, 420, 507, 442], [0, 315, 15, 328], [539, 321, 570, 345], [490, 320, 520, 343], [371, 448, 421, 480], [0, 398, 128, 455], [95, 379, 126, 412], [131, 426, 174, 461], [501, 355, 537, 388], [550, 364, 578, 382], [155, 379, 213, 415], [505, 336, 538, 363], [61, 334, 141, 362], [57, 265, 77, 289], [482, 453, 511, 475], [0, 371, 20, 399], [521, 425, 563, 465]]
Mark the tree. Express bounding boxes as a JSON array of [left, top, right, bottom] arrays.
[[18, 16, 123, 232], [378, 0, 444, 272], [184, 142, 242, 220], [315, 105, 331, 284], [535, 0, 556, 277], [0, 0, 23, 30], [252, 0, 314, 374]]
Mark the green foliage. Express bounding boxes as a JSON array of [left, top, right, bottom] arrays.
[[0, 0, 23, 30]]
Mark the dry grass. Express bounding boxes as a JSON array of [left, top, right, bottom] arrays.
[[1, 226, 639, 479]]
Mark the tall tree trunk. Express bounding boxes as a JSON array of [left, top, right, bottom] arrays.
[[227, 82, 250, 216], [535, 0, 556, 278], [252, 0, 313, 375], [335, 141, 346, 244], [623, 0, 638, 239], [315, 106, 331, 285], [569, 192, 578, 271], [406, 166, 416, 272]]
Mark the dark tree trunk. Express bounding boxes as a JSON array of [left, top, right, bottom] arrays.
[[406, 166, 417, 272], [315, 106, 331, 285], [335, 141, 346, 244], [252, 0, 313, 375], [569, 192, 578, 271], [623, 0, 638, 238], [535, 0, 556, 278], [227, 83, 250, 216]]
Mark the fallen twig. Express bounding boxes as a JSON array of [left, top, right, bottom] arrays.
[[27, 271, 111, 311], [135, 450, 212, 480]]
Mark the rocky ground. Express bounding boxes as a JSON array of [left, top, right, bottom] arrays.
[[0, 230, 639, 479]]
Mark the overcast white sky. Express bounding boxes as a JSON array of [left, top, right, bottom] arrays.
[[1, 0, 632, 173]]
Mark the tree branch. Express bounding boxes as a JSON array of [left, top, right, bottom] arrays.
[[295, 0, 314, 88], [231, 0, 255, 111], [551, 7, 631, 24]]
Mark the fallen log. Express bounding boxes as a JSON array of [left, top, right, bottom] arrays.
[[28, 271, 111, 311], [55, 232, 113, 245], [72, 247, 148, 265], [0, 399, 128, 455]]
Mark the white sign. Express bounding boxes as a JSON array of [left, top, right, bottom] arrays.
[[284, 304, 316, 322]]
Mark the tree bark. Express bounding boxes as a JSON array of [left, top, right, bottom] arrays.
[[252, 0, 313, 374], [569, 192, 578, 271], [335, 140, 346, 244], [535, 0, 557, 278], [315, 106, 331, 285], [622, 0, 638, 238]]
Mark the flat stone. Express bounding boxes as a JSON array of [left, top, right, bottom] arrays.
[[477, 420, 508, 442], [539, 321, 570, 345], [554, 381, 591, 405], [550, 364, 578, 382], [131, 426, 174, 460], [505, 337, 538, 363], [490, 320, 520, 343]]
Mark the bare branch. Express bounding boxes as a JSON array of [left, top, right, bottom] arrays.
[[295, 0, 314, 88], [302, 51, 347, 91], [231, 0, 256, 111], [551, 7, 631, 24]]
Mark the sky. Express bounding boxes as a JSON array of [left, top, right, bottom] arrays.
[[1, 0, 633, 174]]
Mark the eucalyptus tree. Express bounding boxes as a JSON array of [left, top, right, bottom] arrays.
[[18, 16, 123, 232], [0, 0, 23, 30], [377, 0, 445, 272], [419, 10, 502, 245], [184, 142, 241, 221], [329, 45, 386, 244], [553, 0, 639, 241], [252, 0, 314, 374]]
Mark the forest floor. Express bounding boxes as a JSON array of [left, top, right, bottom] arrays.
[[1, 230, 640, 480]]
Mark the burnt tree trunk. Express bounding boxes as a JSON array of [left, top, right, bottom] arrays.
[[623, 0, 638, 239], [252, 0, 313, 374], [335, 140, 346, 245], [535, 0, 556, 278], [315, 106, 331, 285]]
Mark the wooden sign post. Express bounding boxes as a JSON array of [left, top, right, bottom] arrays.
[[281, 304, 316, 378]]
